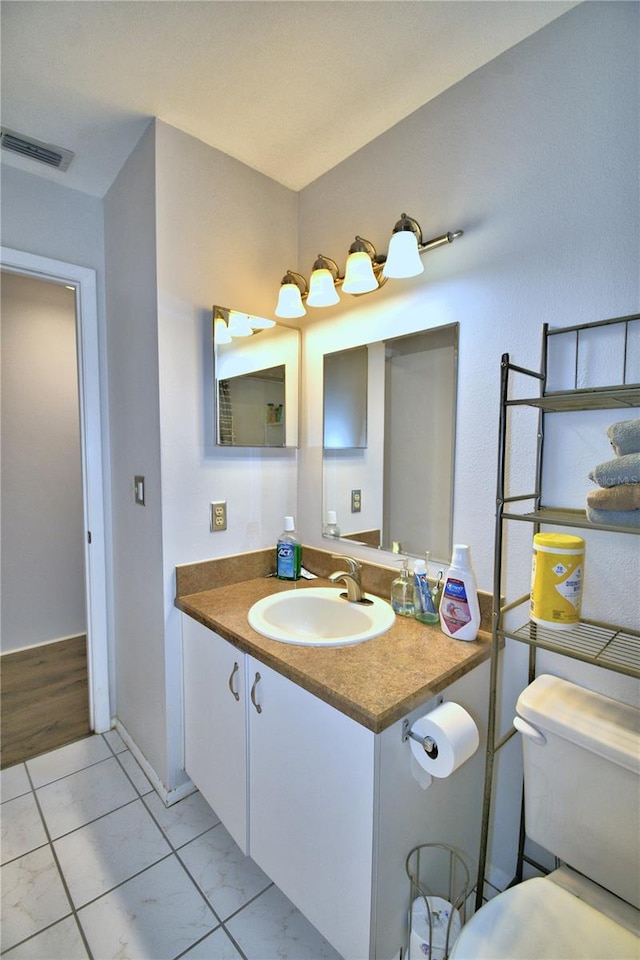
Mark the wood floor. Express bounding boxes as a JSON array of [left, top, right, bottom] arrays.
[[1, 635, 91, 769]]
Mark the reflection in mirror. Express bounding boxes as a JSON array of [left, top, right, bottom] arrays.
[[219, 365, 285, 446], [214, 307, 300, 448], [322, 323, 457, 562], [323, 346, 368, 449]]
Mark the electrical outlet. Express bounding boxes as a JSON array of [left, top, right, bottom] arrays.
[[351, 489, 362, 513], [210, 500, 227, 531]]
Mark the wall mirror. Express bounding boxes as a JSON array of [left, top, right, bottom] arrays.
[[322, 323, 458, 561], [214, 306, 300, 447]]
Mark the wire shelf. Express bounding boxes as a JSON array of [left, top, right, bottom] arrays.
[[502, 618, 640, 679], [507, 386, 640, 412], [501, 506, 640, 535]]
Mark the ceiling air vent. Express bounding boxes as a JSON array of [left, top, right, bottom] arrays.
[[0, 128, 74, 172]]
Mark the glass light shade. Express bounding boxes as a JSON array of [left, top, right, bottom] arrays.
[[214, 318, 232, 344], [307, 268, 340, 307], [342, 250, 378, 294], [227, 311, 253, 337], [249, 314, 276, 330], [382, 230, 425, 279], [275, 283, 306, 318]]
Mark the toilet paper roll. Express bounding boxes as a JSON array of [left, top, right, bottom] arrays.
[[409, 702, 479, 778], [410, 754, 433, 790], [409, 896, 462, 960]]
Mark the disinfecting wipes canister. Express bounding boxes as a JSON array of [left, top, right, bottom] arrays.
[[530, 533, 585, 630]]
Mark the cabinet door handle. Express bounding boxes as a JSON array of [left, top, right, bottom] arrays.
[[250, 672, 262, 714], [228, 661, 240, 702]]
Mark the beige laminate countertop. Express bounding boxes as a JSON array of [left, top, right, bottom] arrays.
[[176, 576, 491, 733]]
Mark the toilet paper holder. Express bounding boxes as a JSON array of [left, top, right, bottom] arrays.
[[402, 697, 444, 758], [403, 720, 439, 758]]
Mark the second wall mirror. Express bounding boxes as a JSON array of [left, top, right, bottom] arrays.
[[214, 307, 300, 448], [322, 323, 458, 561]]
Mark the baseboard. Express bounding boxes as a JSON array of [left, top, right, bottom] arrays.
[[1, 632, 87, 658], [113, 718, 196, 807]]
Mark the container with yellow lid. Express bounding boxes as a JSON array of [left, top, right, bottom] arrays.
[[530, 533, 585, 630]]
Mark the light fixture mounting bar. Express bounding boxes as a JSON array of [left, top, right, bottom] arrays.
[[419, 230, 464, 253]]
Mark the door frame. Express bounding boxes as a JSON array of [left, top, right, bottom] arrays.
[[1, 245, 111, 732]]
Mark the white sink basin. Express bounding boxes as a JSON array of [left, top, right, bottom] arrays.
[[248, 587, 395, 647]]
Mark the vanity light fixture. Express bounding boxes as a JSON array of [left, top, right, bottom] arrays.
[[226, 310, 253, 337], [275, 271, 307, 319], [383, 214, 463, 279], [306, 255, 341, 308], [271, 213, 463, 318], [342, 236, 385, 295], [249, 314, 276, 330], [213, 306, 276, 344]]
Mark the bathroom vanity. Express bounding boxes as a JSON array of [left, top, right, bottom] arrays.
[[177, 571, 491, 959]]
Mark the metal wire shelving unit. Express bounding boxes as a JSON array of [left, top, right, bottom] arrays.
[[475, 313, 640, 911]]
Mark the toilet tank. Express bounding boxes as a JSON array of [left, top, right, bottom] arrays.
[[516, 674, 640, 909]]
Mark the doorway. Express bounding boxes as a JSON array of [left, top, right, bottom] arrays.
[[1, 273, 90, 765], [0, 247, 110, 767]]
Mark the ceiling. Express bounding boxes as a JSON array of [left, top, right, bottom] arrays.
[[1, 1, 578, 198]]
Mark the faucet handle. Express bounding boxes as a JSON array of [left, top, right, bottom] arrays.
[[331, 555, 361, 577]]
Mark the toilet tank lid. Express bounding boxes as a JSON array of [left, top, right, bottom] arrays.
[[516, 675, 640, 774]]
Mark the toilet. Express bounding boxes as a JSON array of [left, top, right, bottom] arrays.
[[450, 674, 640, 960]]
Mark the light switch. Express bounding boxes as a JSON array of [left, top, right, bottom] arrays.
[[134, 476, 145, 505]]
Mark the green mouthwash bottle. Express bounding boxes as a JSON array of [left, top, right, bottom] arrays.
[[276, 516, 302, 581]]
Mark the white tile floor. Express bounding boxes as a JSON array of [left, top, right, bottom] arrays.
[[1, 732, 343, 960]]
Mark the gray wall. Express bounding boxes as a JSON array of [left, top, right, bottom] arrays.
[[104, 124, 169, 783]]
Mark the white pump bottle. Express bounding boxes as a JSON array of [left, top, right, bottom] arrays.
[[439, 544, 481, 641]]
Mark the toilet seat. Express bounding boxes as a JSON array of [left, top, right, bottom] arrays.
[[449, 877, 640, 960]]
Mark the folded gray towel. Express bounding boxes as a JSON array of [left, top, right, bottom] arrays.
[[607, 418, 640, 456], [586, 506, 640, 528], [589, 453, 640, 487]]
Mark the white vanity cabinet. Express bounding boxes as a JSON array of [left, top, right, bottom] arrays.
[[182, 616, 376, 958], [247, 656, 376, 960], [182, 616, 248, 851], [182, 613, 488, 960]]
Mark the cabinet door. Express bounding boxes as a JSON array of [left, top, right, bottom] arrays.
[[182, 617, 248, 852], [247, 657, 376, 960]]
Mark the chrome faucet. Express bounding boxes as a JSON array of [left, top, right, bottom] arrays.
[[328, 556, 364, 602]]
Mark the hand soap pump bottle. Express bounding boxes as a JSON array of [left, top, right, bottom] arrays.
[[439, 544, 481, 641], [276, 516, 301, 581], [323, 511, 340, 538], [391, 558, 415, 617]]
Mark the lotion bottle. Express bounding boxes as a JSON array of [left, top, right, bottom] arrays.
[[276, 516, 301, 581], [439, 544, 481, 641]]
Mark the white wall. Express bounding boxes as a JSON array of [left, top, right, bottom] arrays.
[[154, 121, 298, 789], [102, 120, 299, 790], [298, 1, 639, 617], [1, 272, 85, 651], [296, 1, 639, 888]]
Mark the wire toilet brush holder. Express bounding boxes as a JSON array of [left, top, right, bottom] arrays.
[[405, 843, 470, 960]]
